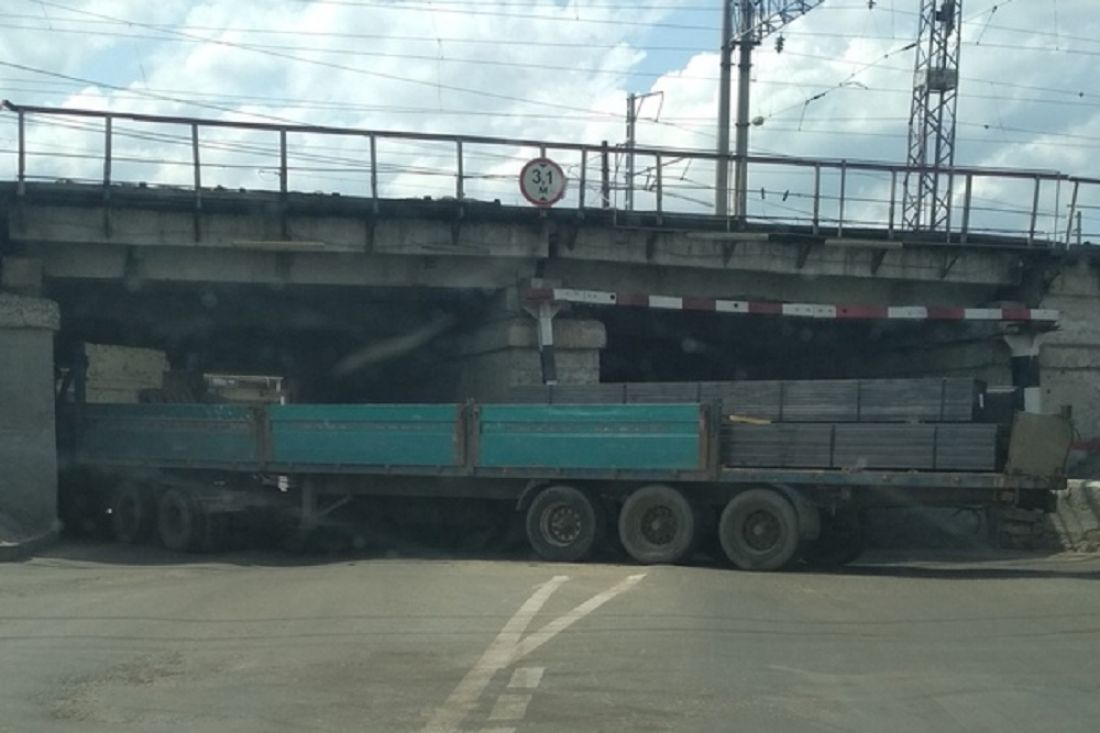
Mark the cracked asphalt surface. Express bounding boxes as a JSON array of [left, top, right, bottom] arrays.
[[2, 542, 1099, 732]]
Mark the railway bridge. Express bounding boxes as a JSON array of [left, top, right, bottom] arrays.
[[2, 102, 1099, 540]]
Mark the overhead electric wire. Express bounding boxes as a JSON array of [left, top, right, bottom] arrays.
[[0, 78, 893, 118], [26, 0, 632, 121], [0, 60, 318, 126], [0, 21, 716, 83], [7, 7, 1098, 112], [291, 0, 898, 12], [0, 11, 690, 50], [0, 11, 701, 51], [6, 26, 1096, 125], [30, 0, 712, 33]]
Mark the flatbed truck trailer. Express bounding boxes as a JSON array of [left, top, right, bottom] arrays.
[[59, 398, 1071, 570]]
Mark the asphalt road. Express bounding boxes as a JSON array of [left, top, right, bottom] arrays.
[[2, 543, 1099, 732]]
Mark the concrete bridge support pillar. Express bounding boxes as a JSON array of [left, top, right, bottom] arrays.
[[0, 292, 60, 546], [991, 259, 1100, 550], [450, 288, 606, 402], [1040, 258, 1100, 449]]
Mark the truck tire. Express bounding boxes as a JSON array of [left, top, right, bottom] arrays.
[[157, 488, 204, 552], [801, 511, 865, 569], [525, 485, 603, 562], [110, 482, 153, 544], [618, 485, 698, 564], [719, 489, 800, 571]]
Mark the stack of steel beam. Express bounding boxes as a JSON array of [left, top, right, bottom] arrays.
[[723, 423, 999, 471], [510, 378, 1000, 472], [513, 378, 983, 423]]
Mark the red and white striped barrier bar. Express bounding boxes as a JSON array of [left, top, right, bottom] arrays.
[[524, 287, 1060, 324]]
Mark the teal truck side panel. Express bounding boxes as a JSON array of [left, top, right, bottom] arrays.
[[476, 404, 704, 471], [67, 402, 1063, 493], [77, 404, 259, 466], [268, 404, 462, 468]]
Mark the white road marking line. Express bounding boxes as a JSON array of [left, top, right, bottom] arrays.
[[487, 693, 533, 721], [422, 573, 646, 733], [421, 575, 568, 733], [507, 666, 545, 690], [506, 574, 646, 665]]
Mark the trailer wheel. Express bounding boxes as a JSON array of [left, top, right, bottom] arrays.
[[110, 482, 153, 544], [525, 485, 603, 562], [157, 488, 204, 552], [719, 489, 800, 571], [618, 485, 698, 564]]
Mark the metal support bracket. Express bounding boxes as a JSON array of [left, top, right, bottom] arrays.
[[645, 230, 658, 262], [940, 251, 960, 280], [870, 248, 888, 275], [297, 480, 353, 532], [545, 224, 560, 261], [523, 299, 562, 386], [365, 215, 376, 253], [721, 241, 736, 265], [563, 222, 580, 252], [796, 240, 814, 270], [122, 246, 142, 284], [450, 207, 464, 248]]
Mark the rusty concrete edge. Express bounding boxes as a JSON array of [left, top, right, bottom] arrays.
[[0, 529, 59, 562], [0, 293, 60, 331]]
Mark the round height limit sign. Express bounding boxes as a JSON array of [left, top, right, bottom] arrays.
[[520, 157, 567, 207]]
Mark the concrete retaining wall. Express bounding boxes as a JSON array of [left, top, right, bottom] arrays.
[[0, 294, 60, 544], [1041, 259, 1100, 440]]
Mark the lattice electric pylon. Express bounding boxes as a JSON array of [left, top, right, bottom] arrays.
[[902, 0, 963, 232]]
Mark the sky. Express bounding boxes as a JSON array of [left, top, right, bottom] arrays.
[[0, 0, 1097, 237]]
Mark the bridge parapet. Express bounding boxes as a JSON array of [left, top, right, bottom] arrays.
[[4, 101, 1098, 250]]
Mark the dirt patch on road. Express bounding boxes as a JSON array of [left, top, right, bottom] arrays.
[[48, 651, 187, 725]]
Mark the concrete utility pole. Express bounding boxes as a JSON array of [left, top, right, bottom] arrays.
[[733, 1, 754, 219], [715, 1, 826, 218], [716, 0, 734, 217]]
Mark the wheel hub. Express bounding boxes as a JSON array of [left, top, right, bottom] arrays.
[[743, 509, 781, 552], [543, 503, 582, 546], [640, 505, 678, 546]]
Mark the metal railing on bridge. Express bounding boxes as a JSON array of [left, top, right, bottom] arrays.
[[4, 100, 1098, 248]]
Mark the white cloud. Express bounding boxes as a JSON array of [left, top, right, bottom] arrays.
[[2, 0, 1098, 235]]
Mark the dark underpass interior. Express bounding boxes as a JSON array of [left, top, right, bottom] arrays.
[[49, 279, 989, 402], [46, 279, 1026, 558]]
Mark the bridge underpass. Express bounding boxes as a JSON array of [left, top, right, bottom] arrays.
[[3, 103, 1100, 542]]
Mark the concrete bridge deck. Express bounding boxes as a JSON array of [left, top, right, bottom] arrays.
[[0, 181, 1062, 303]]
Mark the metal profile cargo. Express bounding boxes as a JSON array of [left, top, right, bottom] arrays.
[[512, 377, 985, 423]]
